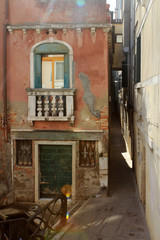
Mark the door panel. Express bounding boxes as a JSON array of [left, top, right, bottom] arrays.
[[39, 145, 72, 198]]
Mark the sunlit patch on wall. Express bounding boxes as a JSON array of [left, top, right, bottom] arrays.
[[121, 152, 133, 168], [76, 0, 85, 7]]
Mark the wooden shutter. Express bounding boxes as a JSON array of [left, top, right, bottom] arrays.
[[34, 54, 42, 88], [136, 35, 141, 83], [64, 54, 69, 88], [122, 60, 128, 88]]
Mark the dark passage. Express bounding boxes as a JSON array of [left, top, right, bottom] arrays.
[[109, 114, 136, 197]]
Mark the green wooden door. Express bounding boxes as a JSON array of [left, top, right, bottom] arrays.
[[39, 145, 72, 198]]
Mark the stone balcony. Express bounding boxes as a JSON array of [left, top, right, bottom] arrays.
[[26, 88, 76, 126]]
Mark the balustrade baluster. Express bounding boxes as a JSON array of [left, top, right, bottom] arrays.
[[44, 96, 49, 116], [37, 95, 42, 117], [58, 95, 64, 117], [26, 88, 75, 123], [51, 95, 57, 116]]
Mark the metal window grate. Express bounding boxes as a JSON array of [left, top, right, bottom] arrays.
[[16, 140, 32, 166], [79, 141, 96, 167]]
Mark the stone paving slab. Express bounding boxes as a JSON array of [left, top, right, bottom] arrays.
[[53, 116, 151, 240], [55, 195, 151, 240]]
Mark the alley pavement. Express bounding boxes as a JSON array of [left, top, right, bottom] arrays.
[[53, 114, 151, 240]]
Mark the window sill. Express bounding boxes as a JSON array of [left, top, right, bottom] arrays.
[[27, 116, 75, 126]]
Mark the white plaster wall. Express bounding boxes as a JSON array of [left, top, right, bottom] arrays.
[[141, 0, 160, 82], [134, 1, 160, 239], [135, 2, 146, 35], [146, 145, 160, 240], [134, 81, 160, 240], [134, 122, 142, 197]]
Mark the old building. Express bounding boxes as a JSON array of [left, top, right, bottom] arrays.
[[115, 0, 123, 19], [120, 0, 160, 239], [109, 1, 124, 118], [0, 0, 111, 204]]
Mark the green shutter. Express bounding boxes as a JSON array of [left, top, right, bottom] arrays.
[[34, 54, 42, 88], [40, 145, 72, 197], [122, 60, 128, 88], [136, 35, 141, 83], [64, 54, 69, 88]]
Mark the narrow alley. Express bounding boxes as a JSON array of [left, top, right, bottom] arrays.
[[1, 1, 160, 239], [55, 115, 151, 240]]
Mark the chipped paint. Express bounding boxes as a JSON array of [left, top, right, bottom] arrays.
[[0, 0, 110, 202], [79, 73, 101, 119]]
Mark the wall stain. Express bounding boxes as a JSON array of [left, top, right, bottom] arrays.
[[79, 73, 101, 119]]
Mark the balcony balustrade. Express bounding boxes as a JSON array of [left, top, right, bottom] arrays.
[[26, 88, 76, 126]]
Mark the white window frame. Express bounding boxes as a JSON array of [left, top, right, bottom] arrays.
[[54, 60, 64, 88], [30, 38, 73, 89]]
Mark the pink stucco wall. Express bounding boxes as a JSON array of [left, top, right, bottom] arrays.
[[0, 0, 110, 202], [9, 0, 107, 24], [7, 28, 109, 131]]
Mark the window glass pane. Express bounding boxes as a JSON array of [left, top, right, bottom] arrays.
[[116, 35, 123, 43], [41, 54, 65, 89], [56, 62, 64, 80], [42, 61, 52, 88], [54, 61, 64, 88]]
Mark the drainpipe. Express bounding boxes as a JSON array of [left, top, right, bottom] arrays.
[[3, 0, 9, 141]]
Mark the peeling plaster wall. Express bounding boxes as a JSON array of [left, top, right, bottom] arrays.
[[0, 0, 14, 205], [134, 81, 160, 240], [7, 29, 109, 132], [10, 28, 109, 200], [0, 0, 5, 192], [0, 0, 110, 202], [13, 168, 35, 202], [79, 72, 101, 119], [76, 166, 100, 198], [12, 138, 105, 201]]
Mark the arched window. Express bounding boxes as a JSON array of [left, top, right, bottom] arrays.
[[27, 40, 75, 125], [30, 40, 73, 89]]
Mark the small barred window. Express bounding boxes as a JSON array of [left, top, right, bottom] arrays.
[[16, 140, 32, 166], [79, 141, 96, 167]]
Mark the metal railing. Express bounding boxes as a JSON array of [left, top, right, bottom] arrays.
[[0, 194, 67, 240]]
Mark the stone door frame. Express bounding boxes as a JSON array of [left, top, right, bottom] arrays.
[[34, 140, 76, 201]]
